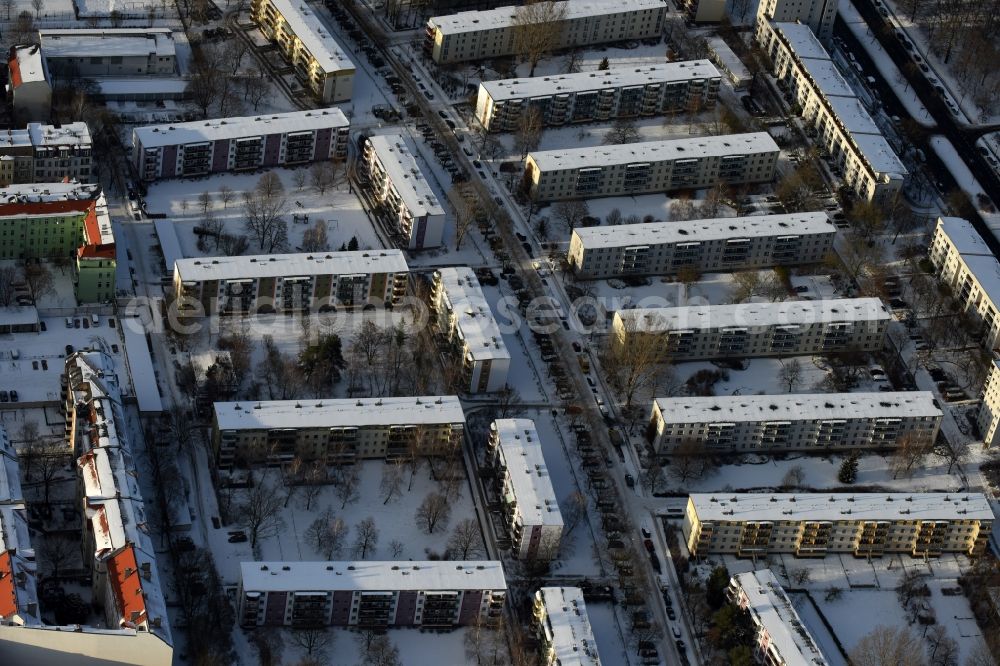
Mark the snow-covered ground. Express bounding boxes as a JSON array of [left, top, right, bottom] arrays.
[[928, 135, 1000, 234]]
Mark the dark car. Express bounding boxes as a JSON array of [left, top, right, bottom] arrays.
[[0, 391, 7, 402], [65, 344, 74, 356], [9, 390, 17, 402]]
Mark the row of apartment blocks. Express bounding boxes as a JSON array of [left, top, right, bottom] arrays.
[[424, 0, 666, 64], [172, 249, 408, 316], [532, 587, 602, 666], [612, 297, 890, 362], [238, 561, 506, 628], [429, 267, 511, 393], [486, 420, 563, 561], [0, 122, 92, 186], [131, 108, 349, 182], [250, 0, 355, 103], [360, 134, 446, 250], [474, 60, 721, 132], [211, 396, 465, 469], [756, 21, 907, 203], [568, 211, 836, 279], [647, 391, 942, 454], [683, 493, 993, 559], [524, 132, 779, 202]]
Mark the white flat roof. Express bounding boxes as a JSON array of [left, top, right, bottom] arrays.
[[0, 122, 92, 149], [0, 305, 39, 327], [536, 587, 601, 666], [133, 108, 349, 148], [96, 78, 189, 96], [174, 249, 408, 282], [434, 267, 511, 363], [241, 561, 507, 592], [937, 216, 993, 256], [732, 570, 829, 666], [11, 44, 47, 85], [430, 0, 666, 35], [493, 419, 563, 528], [119, 317, 163, 413], [654, 391, 941, 424], [800, 58, 854, 98], [617, 297, 890, 332], [689, 492, 994, 522], [706, 37, 751, 81], [152, 219, 184, 276], [826, 95, 880, 135], [214, 396, 465, 431], [480, 60, 719, 102], [40, 28, 176, 59], [0, 181, 98, 201], [262, 0, 355, 73], [850, 130, 907, 176], [574, 212, 834, 248], [772, 21, 832, 61], [528, 132, 778, 172], [366, 134, 444, 220]]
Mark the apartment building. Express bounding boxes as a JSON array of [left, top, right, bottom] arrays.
[[612, 298, 890, 361], [425, 0, 667, 64], [132, 108, 350, 182], [0, 427, 39, 628], [524, 133, 779, 202], [172, 250, 408, 316], [429, 267, 511, 393], [487, 420, 563, 561], [0, 182, 115, 303], [647, 391, 942, 454], [8, 44, 51, 124], [39, 28, 177, 77], [683, 493, 993, 558], [568, 211, 836, 279], [0, 122, 92, 185], [928, 216, 1000, 349], [250, 0, 355, 103], [679, 0, 726, 22], [238, 561, 507, 628], [532, 588, 601, 666], [756, 21, 906, 203], [475, 61, 721, 132], [757, 0, 837, 41], [361, 134, 445, 250], [978, 357, 1000, 448], [211, 396, 465, 468], [707, 37, 752, 90], [729, 570, 830, 666]]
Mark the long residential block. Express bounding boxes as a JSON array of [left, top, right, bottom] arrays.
[[430, 267, 511, 393], [132, 108, 350, 182], [647, 391, 942, 454], [758, 0, 837, 42], [979, 357, 1000, 448], [568, 212, 836, 279], [361, 134, 445, 250], [172, 250, 408, 316], [475, 61, 721, 132], [211, 396, 465, 468], [612, 298, 890, 361], [238, 561, 507, 628], [532, 587, 601, 666], [487, 419, 563, 561], [525, 132, 779, 202], [424, 0, 666, 64], [39, 28, 177, 77], [0, 122, 92, 185], [683, 493, 993, 558], [756, 21, 906, 203]]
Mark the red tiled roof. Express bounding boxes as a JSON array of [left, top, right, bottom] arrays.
[[0, 198, 92, 217], [0, 551, 18, 619], [78, 244, 116, 260], [8, 57, 21, 88], [107, 546, 147, 629]]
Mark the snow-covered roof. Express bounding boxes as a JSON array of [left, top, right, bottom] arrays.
[[535, 587, 601, 666], [174, 249, 408, 282], [958, 253, 1000, 303], [0, 429, 21, 506], [799, 58, 854, 98], [0, 505, 32, 557], [706, 37, 751, 82], [119, 319, 163, 413], [574, 212, 834, 248], [492, 419, 563, 528], [10, 44, 48, 86], [79, 447, 143, 504], [772, 21, 832, 61], [261, 0, 355, 74], [152, 219, 184, 276], [0, 181, 99, 200], [480, 60, 720, 102], [366, 134, 444, 220], [0, 305, 39, 328], [0, 509, 39, 626], [214, 396, 466, 431], [39, 28, 176, 59], [95, 78, 189, 96], [0, 122, 91, 149], [528, 132, 779, 171], [689, 492, 994, 522], [240, 561, 508, 592], [936, 216, 993, 256], [849, 131, 907, 177], [654, 391, 941, 424], [825, 95, 880, 135], [429, 0, 666, 35], [617, 297, 890, 332], [732, 570, 829, 666], [433, 267, 511, 363], [133, 108, 349, 149]]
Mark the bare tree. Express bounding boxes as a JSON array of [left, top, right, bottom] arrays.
[[781, 465, 805, 488], [309, 161, 336, 194], [31, 0, 42, 19], [333, 463, 361, 509], [562, 49, 582, 73], [197, 191, 212, 215], [603, 118, 641, 145], [22, 262, 55, 301], [290, 628, 332, 657], [389, 539, 405, 558], [778, 359, 803, 393], [361, 634, 401, 666], [512, 0, 568, 76], [239, 478, 286, 548], [604, 313, 670, 410], [37, 535, 78, 579], [379, 465, 404, 504], [415, 492, 452, 534], [448, 183, 481, 251], [850, 625, 927, 666], [292, 169, 309, 191], [446, 518, 484, 559], [243, 173, 288, 252], [305, 507, 348, 559], [551, 199, 589, 232], [892, 431, 934, 479], [669, 438, 711, 484], [218, 185, 234, 208], [606, 208, 623, 226], [788, 568, 812, 586], [36, 438, 67, 511], [2, 0, 14, 20], [242, 70, 270, 112], [561, 491, 588, 535], [514, 105, 544, 159], [301, 219, 329, 252], [926, 626, 958, 666], [352, 516, 380, 559]]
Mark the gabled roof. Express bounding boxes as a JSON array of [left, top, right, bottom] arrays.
[[107, 546, 147, 630]]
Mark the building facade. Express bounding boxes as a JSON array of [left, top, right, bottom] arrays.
[[39, 28, 177, 77], [132, 108, 350, 182], [8, 44, 51, 124], [475, 61, 721, 132], [429, 267, 511, 393], [172, 250, 408, 316], [757, 0, 837, 41], [612, 298, 890, 362], [360, 134, 445, 250], [0, 122, 92, 186], [524, 133, 779, 202], [707, 37, 752, 90], [425, 0, 666, 64], [532, 588, 601, 666], [250, 0, 355, 103], [486, 420, 563, 561], [679, 0, 726, 22], [238, 561, 507, 628], [568, 212, 835, 279], [647, 391, 942, 454], [978, 357, 1000, 448], [211, 396, 465, 468], [683, 493, 993, 558]]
